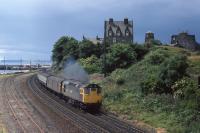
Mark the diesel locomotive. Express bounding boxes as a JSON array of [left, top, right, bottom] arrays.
[[37, 72, 102, 110]]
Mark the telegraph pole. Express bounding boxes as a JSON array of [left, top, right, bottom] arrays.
[[29, 59, 32, 72], [3, 56, 5, 73], [103, 20, 107, 77], [20, 58, 22, 72]]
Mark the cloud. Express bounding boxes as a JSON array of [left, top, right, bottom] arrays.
[[0, 0, 199, 59]]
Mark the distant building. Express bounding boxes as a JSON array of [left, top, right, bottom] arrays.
[[145, 31, 155, 43], [171, 32, 200, 51], [104, 18, 133, 44], [145, 31, 155, 48], [83, 36, 103, 45]]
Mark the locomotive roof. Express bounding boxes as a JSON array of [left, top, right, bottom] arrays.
[[49, 75, 65, 82], [63, 78, 85, 87], [38, 72, 50, 77]]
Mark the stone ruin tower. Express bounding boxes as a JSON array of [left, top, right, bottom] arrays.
[[145, 31, 155, 48]]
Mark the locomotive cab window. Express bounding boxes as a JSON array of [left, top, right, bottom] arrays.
[[84, 87, 90, 94], [91, 88, 96, 92]]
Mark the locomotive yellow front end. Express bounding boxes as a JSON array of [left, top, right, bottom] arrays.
[[80, 84, 102, 109]]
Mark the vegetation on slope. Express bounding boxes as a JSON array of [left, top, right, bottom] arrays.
[[51, 36, 148, 74], [51, 36, 200, 132], [101, 46, 200, 133]]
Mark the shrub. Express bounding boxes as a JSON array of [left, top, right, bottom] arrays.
[[141, 76, 157, 95], [146, 49, 168, 65], [105, 43, 137, 73], [79, 39, 102, 58], [132, 44, 149, 60], [79, 55, 102, 74], [147, 52, 165, 65], [104, 88, 124, 101], [110, 69, 125, 85], [157, 54, 189, 93]]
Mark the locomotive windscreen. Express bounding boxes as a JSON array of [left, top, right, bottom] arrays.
[[84, 84, 101, 94]]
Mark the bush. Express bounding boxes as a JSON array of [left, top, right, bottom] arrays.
[[105, 43, 137, 73], [157, 54, 189, 93], [141, 76, 157, 95], [79, 55, 102, 74], [108, 69, 126, 85], [79, 39, 102, 58], [145, 49, 169, 65], [104, 88, 124, 101], [132, 44, 149, 60]]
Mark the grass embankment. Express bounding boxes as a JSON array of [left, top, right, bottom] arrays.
[[101, 46, 200, 133]]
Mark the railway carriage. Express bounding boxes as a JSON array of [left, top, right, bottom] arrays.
[[47, 76, 64, 94], [37, 72, 49, 85]]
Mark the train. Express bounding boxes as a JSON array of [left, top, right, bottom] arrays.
[[37, 72, 102, 110]]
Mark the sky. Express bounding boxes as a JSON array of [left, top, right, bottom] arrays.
[[0, 0, 200, 60]]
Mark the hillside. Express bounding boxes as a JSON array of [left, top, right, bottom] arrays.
[[101, 46, 200, 133]]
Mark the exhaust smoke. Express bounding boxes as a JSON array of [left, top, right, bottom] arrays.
[[59, 56, 90, 83]]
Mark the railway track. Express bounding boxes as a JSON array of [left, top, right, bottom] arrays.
[[28, 75, 108, 133], [3, 76, 44, 133], [28, 74, 147, 133]]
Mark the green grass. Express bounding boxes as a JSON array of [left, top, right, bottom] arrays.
[[101, 46, 200, 133]]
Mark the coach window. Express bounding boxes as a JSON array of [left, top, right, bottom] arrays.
[[84, 87, 90, 94]]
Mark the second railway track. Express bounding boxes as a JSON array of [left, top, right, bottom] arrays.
[[3, 76, 44, 133], [28, 74, 146, 133]]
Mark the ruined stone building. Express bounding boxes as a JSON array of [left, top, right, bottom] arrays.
[[171, 32, 200, 51], [145, 31, 155, 43], [145, 31, 155, 48], [104, 18, 133, 44]]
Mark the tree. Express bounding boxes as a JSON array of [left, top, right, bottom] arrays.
[[52, 36, 79, 70], [79, 39, 102, 58], [105, 43, 137, 73], [79, 55, 102, 74]]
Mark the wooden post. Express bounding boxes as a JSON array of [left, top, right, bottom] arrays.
[[198, 76, 200, 89]]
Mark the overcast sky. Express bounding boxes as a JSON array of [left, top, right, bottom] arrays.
[[0, 0, 200, 60]]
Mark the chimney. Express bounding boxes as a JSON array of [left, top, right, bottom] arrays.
[[109, 18, 113, 24], [124, 18, 128, 24]]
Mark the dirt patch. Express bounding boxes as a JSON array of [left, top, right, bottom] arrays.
[[156, 128, 167, 133]]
